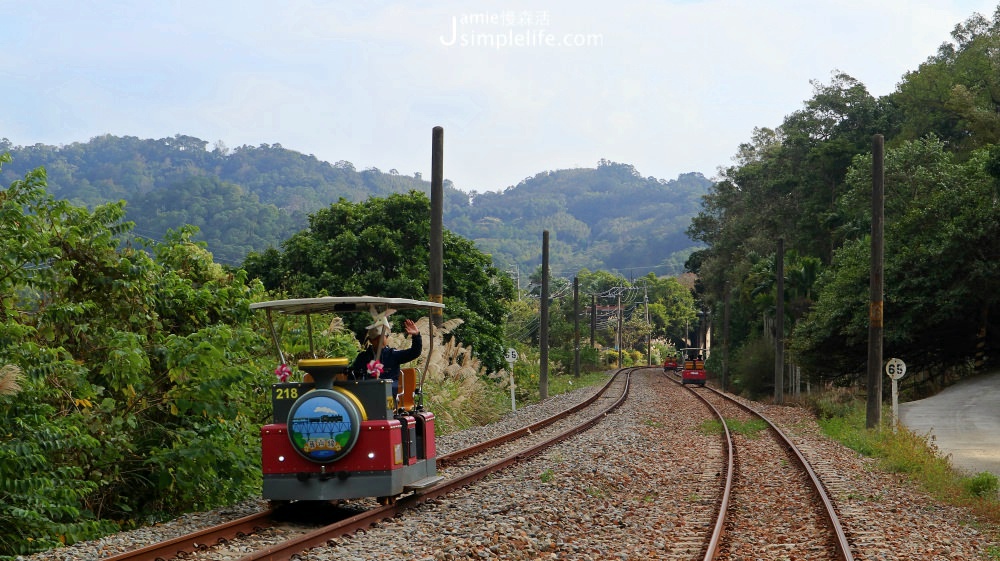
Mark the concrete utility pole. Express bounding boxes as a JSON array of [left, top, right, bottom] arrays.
[[867, 134, 885, 429], [590, 294, 596, 347], [617, 293, 623, 365], [723, 283, 730, 392], [774, 237, 784, 405], [540, 230, 549, 400], [644, 286, 651, 366], [429, 127, 444, 328], [574, 277, 580, 377]]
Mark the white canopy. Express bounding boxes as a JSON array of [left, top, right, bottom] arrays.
[[250, 296, 445, 315]]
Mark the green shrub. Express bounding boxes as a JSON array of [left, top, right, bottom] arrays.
[[728, 335, 775, 398], [0, 171, 271, 557], [579, 346, 601, 370], [604, 349, 622, 367], [0, 387, 119, 558], [629, 350, 644, 366], [964, 472, 1000, 499]]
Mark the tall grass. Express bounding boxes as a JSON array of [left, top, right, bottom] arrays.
[[412, 317, 613, 435], [428, 369, 612, 434]]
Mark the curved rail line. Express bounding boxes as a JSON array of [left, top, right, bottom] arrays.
[[683, 381, 734, 561], [102, 369, 633, 561], [669, 371, 853, 561]]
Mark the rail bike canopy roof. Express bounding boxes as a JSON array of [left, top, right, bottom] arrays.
[[250, 296, 445, 316], [252, 296, 446, 369]]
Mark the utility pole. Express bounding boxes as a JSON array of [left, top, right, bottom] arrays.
[[540, 230, 549, 400], [590, 294, 596, 347], [774, 237, 784, 405], [644, 286, 650, 365], [617, 292, 623, 366], [867, 135, 885, 429], [429, 127, 444, 328], [574, 276, 580, 377]]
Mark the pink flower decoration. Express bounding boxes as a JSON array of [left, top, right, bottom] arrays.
[[274, 364, 292, 382], [367, 360, 384, 378]]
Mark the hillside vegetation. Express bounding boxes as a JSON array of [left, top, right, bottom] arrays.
[[7, 6, 1000, 558], [0, 157, 519, 558], [0, 137, 709, 274], [688, 9, 1000, 397]]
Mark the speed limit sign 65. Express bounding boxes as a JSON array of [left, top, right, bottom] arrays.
[[885, 358, 906, 380], [505, 348, 519, 363]]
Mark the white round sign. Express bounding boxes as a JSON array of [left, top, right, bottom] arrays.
[[504, 348, 519, 363], [885, 358, 906, 380]]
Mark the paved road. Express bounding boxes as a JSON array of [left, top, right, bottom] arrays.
[[898, 370, 1000, 477]]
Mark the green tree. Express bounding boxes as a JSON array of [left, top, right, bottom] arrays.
[[793, 137, 999, 378], [892, 12, 1000, 153], [243, 191, 515, 371], [0, 159, 270, 558], [686, 8, 1000, 396], [126, 176, 303, 266], [636, 272, 697, 345]]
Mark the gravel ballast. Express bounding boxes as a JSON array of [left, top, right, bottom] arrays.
[[17, 369, 998, 560]]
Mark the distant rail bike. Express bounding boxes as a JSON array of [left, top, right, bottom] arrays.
[[252, 296, 445, 505], [663, 354, 679, 372], [679, 347, 708, 386]]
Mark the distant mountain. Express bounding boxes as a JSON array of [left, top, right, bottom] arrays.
[[0, 135, 710, 274], [446, 160, 710, 277]]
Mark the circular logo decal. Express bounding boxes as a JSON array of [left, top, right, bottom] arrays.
[[286, 389, 361, 463]]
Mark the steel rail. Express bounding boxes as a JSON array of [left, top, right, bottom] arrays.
[[688, 378, 854, 561], [99, 510, 274, 561], [668, 374, 734, 561]]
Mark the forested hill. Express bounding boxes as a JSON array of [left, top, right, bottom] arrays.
[[450, 161, 710, 276], [0, 135, 710, 273]]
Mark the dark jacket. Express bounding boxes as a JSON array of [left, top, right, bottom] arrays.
[[348, 334, 422, 385]]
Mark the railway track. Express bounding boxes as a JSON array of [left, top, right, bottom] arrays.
[[670, 372, 853, 561], [102, 369, 633, 561], [40, 368, 990, 560], [731, 396, 902, 561], [101, 369, 860, 561]]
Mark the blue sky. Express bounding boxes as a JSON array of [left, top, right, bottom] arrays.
[[2, 1, 998, 192]]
